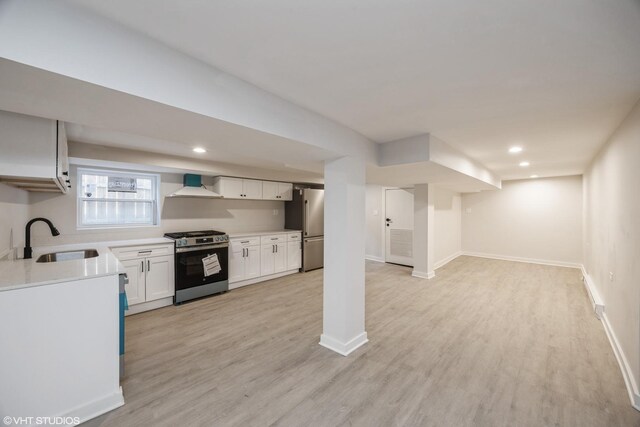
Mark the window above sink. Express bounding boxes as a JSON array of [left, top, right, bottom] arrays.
[[77, 168, 160, 229]]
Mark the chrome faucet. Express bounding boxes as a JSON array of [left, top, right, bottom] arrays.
[[24, 218, 60, 259]]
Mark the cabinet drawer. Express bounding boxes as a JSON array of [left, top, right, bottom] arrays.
[[287, 232, 302, 241], [111, 243, 174, 261], [260, 234, 286, 245], [230, 236, 261, 250]]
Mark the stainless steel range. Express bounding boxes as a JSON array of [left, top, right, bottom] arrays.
[[164, 230, 229, 304]]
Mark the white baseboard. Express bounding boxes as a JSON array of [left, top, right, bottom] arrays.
[[601, 313, 640, 411], [580, 265, 605, 319], [461, 251, 581, 269], [434, 251, 463, 270], [61, 387, 124, 426], [229, 269, 299, 290], [411, 270, 435, 279], [365, 254, 385, 263], [319, 332, 368, 356]]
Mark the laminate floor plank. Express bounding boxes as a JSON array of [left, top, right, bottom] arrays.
[[86, 256, 639, 427]]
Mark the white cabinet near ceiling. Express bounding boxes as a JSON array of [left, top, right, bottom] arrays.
[[212, 176, 262, 199], [110, 242, 175, 315], [228, 231, 302, 289], [262, 181, 293, 201], [0, 110, 70, 193], [229, 238, 261, 284]]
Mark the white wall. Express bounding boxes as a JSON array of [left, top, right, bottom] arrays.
[[462, 176, 583, 266], [434, 187, 462, 267], [365, 185, 384, 260], [0, 183, 29, 257], [583, 99, 640, 406], [28, 165, 285, 247]]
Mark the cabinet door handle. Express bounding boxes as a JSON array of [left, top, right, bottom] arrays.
[[141, 260, 144, 272], [275, 245, 278, 253], [147, 260, 151, 272]]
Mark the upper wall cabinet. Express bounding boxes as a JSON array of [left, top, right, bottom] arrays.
[[212, 176, 293, 201], [0, 110, 70, 193], [262, 181, 293, 201], [212, 176, 263, 199]]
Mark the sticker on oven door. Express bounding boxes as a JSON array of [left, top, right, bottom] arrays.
[[203, 253, 222, 277]]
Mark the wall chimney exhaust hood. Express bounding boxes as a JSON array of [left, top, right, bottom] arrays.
[[166, 174, 222, 198]]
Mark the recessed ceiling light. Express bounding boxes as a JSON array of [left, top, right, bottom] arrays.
[[519, 161, 530, 167], [530, 174, 539, 178], [193, 147, 206, 153], [508, 146, 523, 154]]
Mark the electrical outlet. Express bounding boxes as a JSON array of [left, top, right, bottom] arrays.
[[609, 272, 614, 282], [273, 209, 279, 216]]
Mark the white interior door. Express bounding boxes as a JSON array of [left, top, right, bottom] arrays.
[[385, 188, 414, 266]]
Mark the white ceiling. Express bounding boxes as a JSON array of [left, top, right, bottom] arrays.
[[65, 0, 640, 180]]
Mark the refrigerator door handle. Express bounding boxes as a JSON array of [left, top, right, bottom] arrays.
[[304, 200, 309, 236]]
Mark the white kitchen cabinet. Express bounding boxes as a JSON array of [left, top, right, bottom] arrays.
[[229, 231, 301, 289], [287, 241, 302, 270], [262, 181, 293, 201], [260, 244, 275, 276], [111, 243, 175, 313], [120, 258, 145, 305], [0, 110, 70, 193], [145, 254, 175, 301], [212, 176, 263, 199], [261, 242, 286, 276], [229, 240, 261, 284]]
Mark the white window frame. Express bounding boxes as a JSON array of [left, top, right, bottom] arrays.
[[76, 167, 161, 230]]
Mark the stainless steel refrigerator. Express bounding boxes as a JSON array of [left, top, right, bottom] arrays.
[[285, 188, 324, 271]]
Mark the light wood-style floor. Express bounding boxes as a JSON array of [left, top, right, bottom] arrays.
[[88, 256, 639, 427]]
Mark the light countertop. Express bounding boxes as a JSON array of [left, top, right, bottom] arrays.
[[0, 237, 174, 292], [228, 229, 302, 238]]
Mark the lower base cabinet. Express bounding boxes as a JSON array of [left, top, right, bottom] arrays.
[[111, 243, 175, 313], [230, 232, 301, 288], [261, 242, 286, 275], [287, 241, 302, 270], [120, 258, 145, 305], [229, 244, 261, 283]]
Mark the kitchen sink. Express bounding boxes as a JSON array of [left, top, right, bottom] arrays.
[[36, 249, 99, 263]]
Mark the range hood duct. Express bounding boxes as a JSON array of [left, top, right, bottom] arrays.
[[166, 174, 222, 198]]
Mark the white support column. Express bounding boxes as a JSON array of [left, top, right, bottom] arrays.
[[320, 156, 368, 356], [412, 183, 435, 279]]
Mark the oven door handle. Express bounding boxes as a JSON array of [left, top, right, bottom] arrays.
[[176, 243, 229, 253]]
